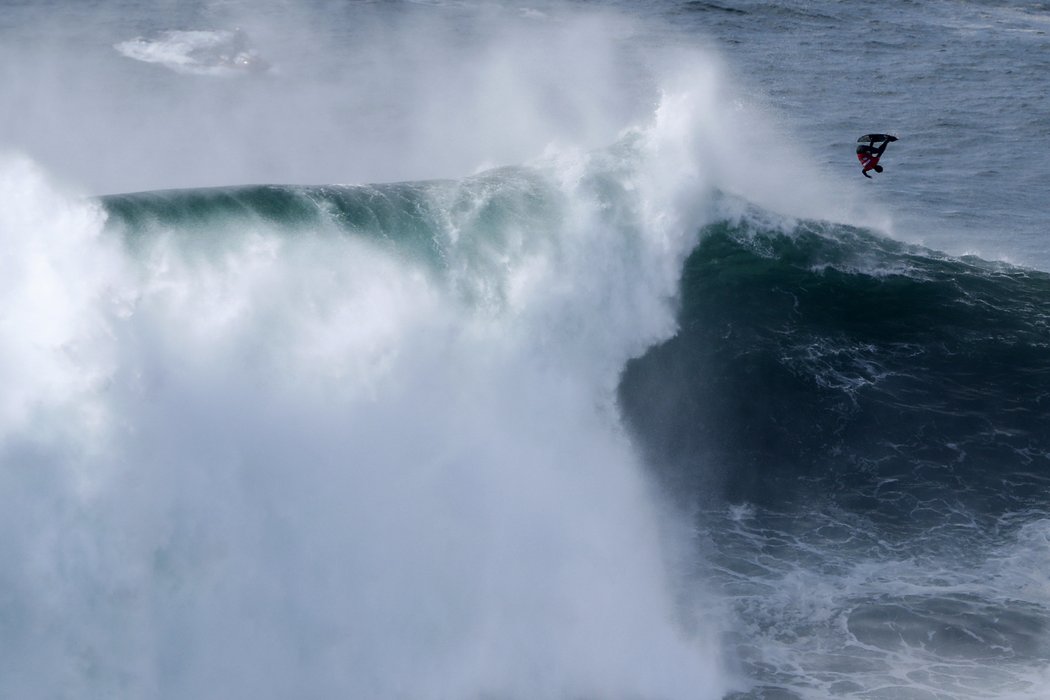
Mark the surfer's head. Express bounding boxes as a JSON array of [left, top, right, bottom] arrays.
[[873, 165, 883, 173]]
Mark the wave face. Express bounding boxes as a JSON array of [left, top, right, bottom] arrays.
[[621, 218, 1050, 516], [620, 217, 1050, 697]]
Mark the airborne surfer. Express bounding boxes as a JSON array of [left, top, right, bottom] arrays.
[[856, 134, 897, 178]]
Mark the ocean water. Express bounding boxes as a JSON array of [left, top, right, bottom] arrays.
[[1, 1, 1048, 698]]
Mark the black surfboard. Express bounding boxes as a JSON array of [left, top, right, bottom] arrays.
[[858, 133, 898, 143]]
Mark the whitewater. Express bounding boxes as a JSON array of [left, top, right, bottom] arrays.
[[2, 1, 1049, 699]]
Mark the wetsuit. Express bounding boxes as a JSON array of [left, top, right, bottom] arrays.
[[856, 137, 894, 178]]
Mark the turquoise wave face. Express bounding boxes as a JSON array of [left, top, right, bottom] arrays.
[[100, 168, 573, 307], [100, 168, 560, 240], [103, 182, 454, 257], [619, 218, 1050, 523]]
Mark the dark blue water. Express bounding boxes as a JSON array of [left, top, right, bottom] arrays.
[[619, 217, 1050, 697]]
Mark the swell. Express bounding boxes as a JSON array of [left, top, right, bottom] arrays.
[[104, 182, 1050, 523], [104, 181, 1050, 523], [618, 217, 1050, 524]]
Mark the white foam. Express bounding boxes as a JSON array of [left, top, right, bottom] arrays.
[[115, 29, 268, 76], [712, 505, 1050, 700], [0, 134, 729, 697], [0, 155, 128, 456]]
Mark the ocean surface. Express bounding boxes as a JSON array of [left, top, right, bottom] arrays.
[[1, 1, 1048, 698]]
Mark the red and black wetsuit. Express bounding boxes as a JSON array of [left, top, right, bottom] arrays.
[[856, 137, 893, 178], [856, 149, 881, 175]]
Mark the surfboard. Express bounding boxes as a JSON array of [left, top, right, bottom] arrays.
[[858, 133, 898, 143]]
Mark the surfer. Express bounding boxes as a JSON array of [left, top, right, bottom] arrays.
[[856, 134, 897, 178]]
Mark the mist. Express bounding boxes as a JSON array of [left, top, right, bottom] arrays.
[[1, 1, 661, 194]]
